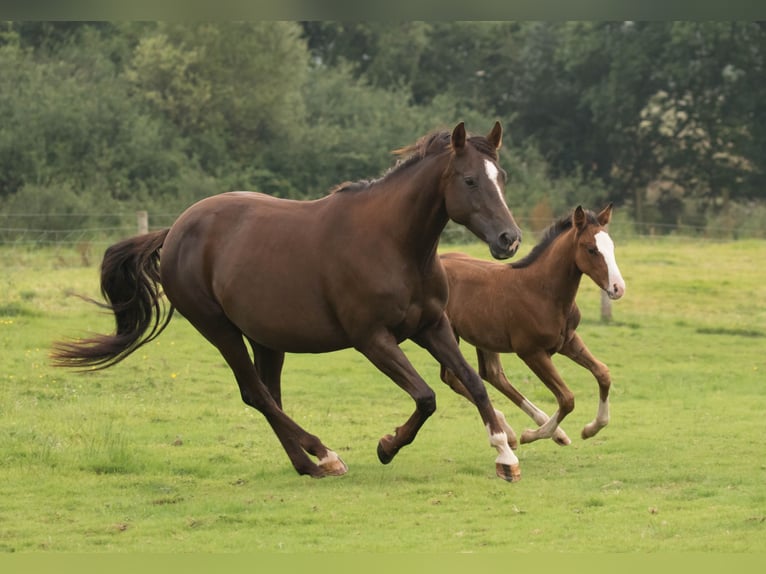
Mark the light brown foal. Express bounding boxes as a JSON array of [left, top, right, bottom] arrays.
[[440, 205, 625, 448]]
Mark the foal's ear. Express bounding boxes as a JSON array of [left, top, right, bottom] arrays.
[[487, 121, 503, 150], [451, 122, 467, 152], [597, 203, 614, 226], [573, 205, 587, 230]]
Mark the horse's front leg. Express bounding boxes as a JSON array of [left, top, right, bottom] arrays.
[[416, 314, 520, 482], [440, 366, 519, 450], [559, 333, 611, 439], [356, 330, 437, 465], [517, 350, 575, 444]]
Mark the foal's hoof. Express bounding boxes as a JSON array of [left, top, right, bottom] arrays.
[[581, 421, 606, 440], [377, 434, 397, 465], [553, 430, 572, 446], [496, 462, 521, 482]]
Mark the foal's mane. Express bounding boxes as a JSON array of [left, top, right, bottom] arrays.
[[330, 130, 498, 194], [510, 209, 599, 269]]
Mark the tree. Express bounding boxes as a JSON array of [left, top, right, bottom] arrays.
[[127, 22, 310, 179]]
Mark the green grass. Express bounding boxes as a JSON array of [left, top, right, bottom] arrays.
[[0, 238, 765, 553]]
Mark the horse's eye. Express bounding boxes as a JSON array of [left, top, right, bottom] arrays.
[[464, 176, 477, 188], [587, 247, 598, 255]]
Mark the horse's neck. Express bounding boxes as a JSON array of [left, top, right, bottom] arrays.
[[369, 160, 449, 263], [527, 231, 583, 307]]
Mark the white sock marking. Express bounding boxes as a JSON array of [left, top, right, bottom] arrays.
[[487, 424, 519, 466]]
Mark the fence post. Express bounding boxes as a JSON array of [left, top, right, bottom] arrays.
[[137, 210, 148, 235], [600, 290, 612, 323]]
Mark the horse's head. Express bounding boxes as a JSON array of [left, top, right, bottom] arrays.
[[444, 122, 522, 260], [573, 204, 626, 300]]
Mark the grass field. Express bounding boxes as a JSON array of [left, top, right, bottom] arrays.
[[0, 236, 764, 553]]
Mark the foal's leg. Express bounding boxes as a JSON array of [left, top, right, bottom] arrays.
[[476, 349, 571, 447], [517, 350, 575, 445], [558, 333, 611, 439], [186, 312, 346, 477], [415, 315, 520, 482]]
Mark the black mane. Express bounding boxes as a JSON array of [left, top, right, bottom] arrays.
[[510, 209, 599, 269]]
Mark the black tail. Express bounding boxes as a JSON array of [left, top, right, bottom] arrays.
[[51, 228, 174, 370]]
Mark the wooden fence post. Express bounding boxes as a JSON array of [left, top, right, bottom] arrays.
[[137, 210, 148, 235], [600, 290, 612, 323]]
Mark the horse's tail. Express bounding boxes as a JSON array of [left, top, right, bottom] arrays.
[[51, 228, 174, 370]]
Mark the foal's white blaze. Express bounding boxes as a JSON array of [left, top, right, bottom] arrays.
[[594, 230, 626, 299], [483, 159, 508, 208]]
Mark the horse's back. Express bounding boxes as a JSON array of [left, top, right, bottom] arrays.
[[160, 192, 350, 351]]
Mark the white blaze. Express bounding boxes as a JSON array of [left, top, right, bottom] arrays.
[[594, 230, 626, 299], [483, 159, 508, 209]]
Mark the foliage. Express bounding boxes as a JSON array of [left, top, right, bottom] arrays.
[[1, 21, 765, 236]]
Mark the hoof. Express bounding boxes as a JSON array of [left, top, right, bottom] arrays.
[[553, 432, 572, 446], [318, 455, 348, 477], [581, 422, 605, 440], [377, 434, 397, 465], [496, 462, 521, 482]]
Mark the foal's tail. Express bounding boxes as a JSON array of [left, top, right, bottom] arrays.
[[51, 228, 174, 370]]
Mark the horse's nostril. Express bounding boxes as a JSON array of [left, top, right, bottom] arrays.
[[499, 231, 519, 249]]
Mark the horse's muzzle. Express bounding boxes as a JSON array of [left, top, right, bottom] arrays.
[[606, 282, 626, 300], [604, 278, 625, 301], [490, 231, 521, 260]]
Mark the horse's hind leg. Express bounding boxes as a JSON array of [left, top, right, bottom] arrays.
[[516, 350, 575, 445], [249, 340, 285, 408], [559, 333, 611, 439], [184, 310, 346, 477], [476, 349, 571, 447]]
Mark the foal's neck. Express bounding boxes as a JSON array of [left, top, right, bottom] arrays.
[[533, 229, 583, 307]]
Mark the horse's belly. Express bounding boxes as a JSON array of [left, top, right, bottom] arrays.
[[219, 281, 351, 353]]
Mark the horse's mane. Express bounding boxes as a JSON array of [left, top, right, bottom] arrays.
[[510, 209, 599, 269], [330, 130, 498, 194]]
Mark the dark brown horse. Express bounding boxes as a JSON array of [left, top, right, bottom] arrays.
[[52, 122, 525, 481], [440, 205, 625, 449]]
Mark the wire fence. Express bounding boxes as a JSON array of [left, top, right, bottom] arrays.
[[3, 209, 761, 323], [1, 210, 764, 250]]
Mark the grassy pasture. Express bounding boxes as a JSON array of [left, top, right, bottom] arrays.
[[0, 236, 764, 553]]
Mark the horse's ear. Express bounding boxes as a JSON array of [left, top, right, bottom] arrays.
[[487, 121, 503, 150], [573, 205, 587, 230], [451, 122, 467, 152], [597, 203, 613, 226]]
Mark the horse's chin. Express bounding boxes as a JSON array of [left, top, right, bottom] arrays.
[[489, 240, 519, 260]]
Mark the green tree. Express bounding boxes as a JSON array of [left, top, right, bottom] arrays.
[[127, 22, 309, 181], [0, 28, 188, 203]]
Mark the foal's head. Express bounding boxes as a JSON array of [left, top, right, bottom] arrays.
[[573, 204, 626, 300], [442, 122, 522, 259]]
